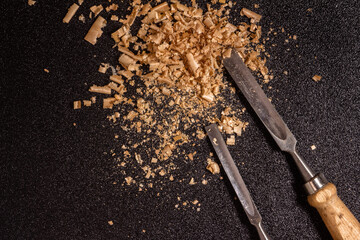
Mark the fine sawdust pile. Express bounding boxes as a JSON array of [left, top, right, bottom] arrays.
[[68, 0, 272, 191]]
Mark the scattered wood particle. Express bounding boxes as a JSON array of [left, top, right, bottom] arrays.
[[159, 169, 166, 176], [106, 4, 118, 12], [44, 68, 49, 73], [103, 98, 115, 109], [73, 101, 81, 109], [240, 8, 262, 22], [169, 175, 174, 181], [89, 85, 112, 94], [108, 221, 113, 226], [111, 15, 119, 21], [90, 5, 103, 17], [78, 0, 84, 5], [79, 14, 85, 23], [311, 145, 316, 150], [226, 135, 235, 145], [84, 16, 107, 45], [83, 100, 91, 107], [254, 4, 260, 8], [206, 159, 220, 174], [28, 0, 36, 6], [312, 75, 322, 82], [125, 176, 133, 185], [202, 179, 208, 185], [98, 63, 110, 73], [135, 153, 143, 165], [192, 199, 199, 205], [189, 177, 196, 185], [63, 4, 79, 23]]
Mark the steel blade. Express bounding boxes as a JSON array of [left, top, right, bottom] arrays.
[[205, 123, 261, 225]]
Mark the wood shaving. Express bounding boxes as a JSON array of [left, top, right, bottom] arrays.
[[83, 100, 91, 107], [73, 100, 81, 109], [79, 14, 85, 23], [90, 5, 103, 17], [28, 0, 36, 6], [240, 8, 262, 22], [312, 75, 322, 82], [63, 4, 79, 23], [206, 159, 220, 174], [98, 63, 110, 73], [226, 135, 235, 145], [89, 85, 112, 94], [84, 16, 107, 45]]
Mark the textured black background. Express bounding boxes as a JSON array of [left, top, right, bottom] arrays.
[[2, 0, 360, 239]]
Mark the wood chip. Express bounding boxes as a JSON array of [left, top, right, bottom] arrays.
[[73, 100, 81, 109], [90, 5, 103, 17], [89, 85, 112, 94], [312, 75, 322, 82], [226, 135, 235, 145], [240, 8, 262, 22], [28, 0, 36, 6], [206, 159, 220, 174], [103, 98, 115, 109], [63, 4, 79, 23], [84, 16, 107, 45], [83, 100, 91, 107]]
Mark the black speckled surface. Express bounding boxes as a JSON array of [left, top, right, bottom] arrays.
[[2, 0, 359, 239]]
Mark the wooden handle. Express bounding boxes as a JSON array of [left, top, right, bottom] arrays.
[[308, 183, 360, 240]]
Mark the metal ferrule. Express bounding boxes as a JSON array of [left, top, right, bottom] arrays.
[[304, 173, 328, 195]]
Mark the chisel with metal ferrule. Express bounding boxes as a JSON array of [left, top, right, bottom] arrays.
[[205, 123, 271, 240], [222, 48, 360, 240]]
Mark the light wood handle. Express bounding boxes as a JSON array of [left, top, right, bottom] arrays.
[[308, 183, 360, 240]]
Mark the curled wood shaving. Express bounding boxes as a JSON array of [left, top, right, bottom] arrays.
[[28, 0, 36, 6], [73, 100, 81, 109], [240, 8, 262, 22], [89, 85, 112, 94], [63, 4, 79, 23], [98, 63, 110, 73], [84, 16, 107, 45], [90, 5, 103, 17]]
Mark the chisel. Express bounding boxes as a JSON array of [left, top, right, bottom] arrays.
[[205, 123, 271, 240], [222, 48, 360, 240]]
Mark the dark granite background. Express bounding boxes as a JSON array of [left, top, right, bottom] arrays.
[[2, 0, 359, 239]]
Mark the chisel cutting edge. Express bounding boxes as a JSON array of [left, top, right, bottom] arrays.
[[222, 48, 360, 240]]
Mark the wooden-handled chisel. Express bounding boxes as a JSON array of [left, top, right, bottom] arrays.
[[206, 123, 271, 240], [222, 49, 360, 240]]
